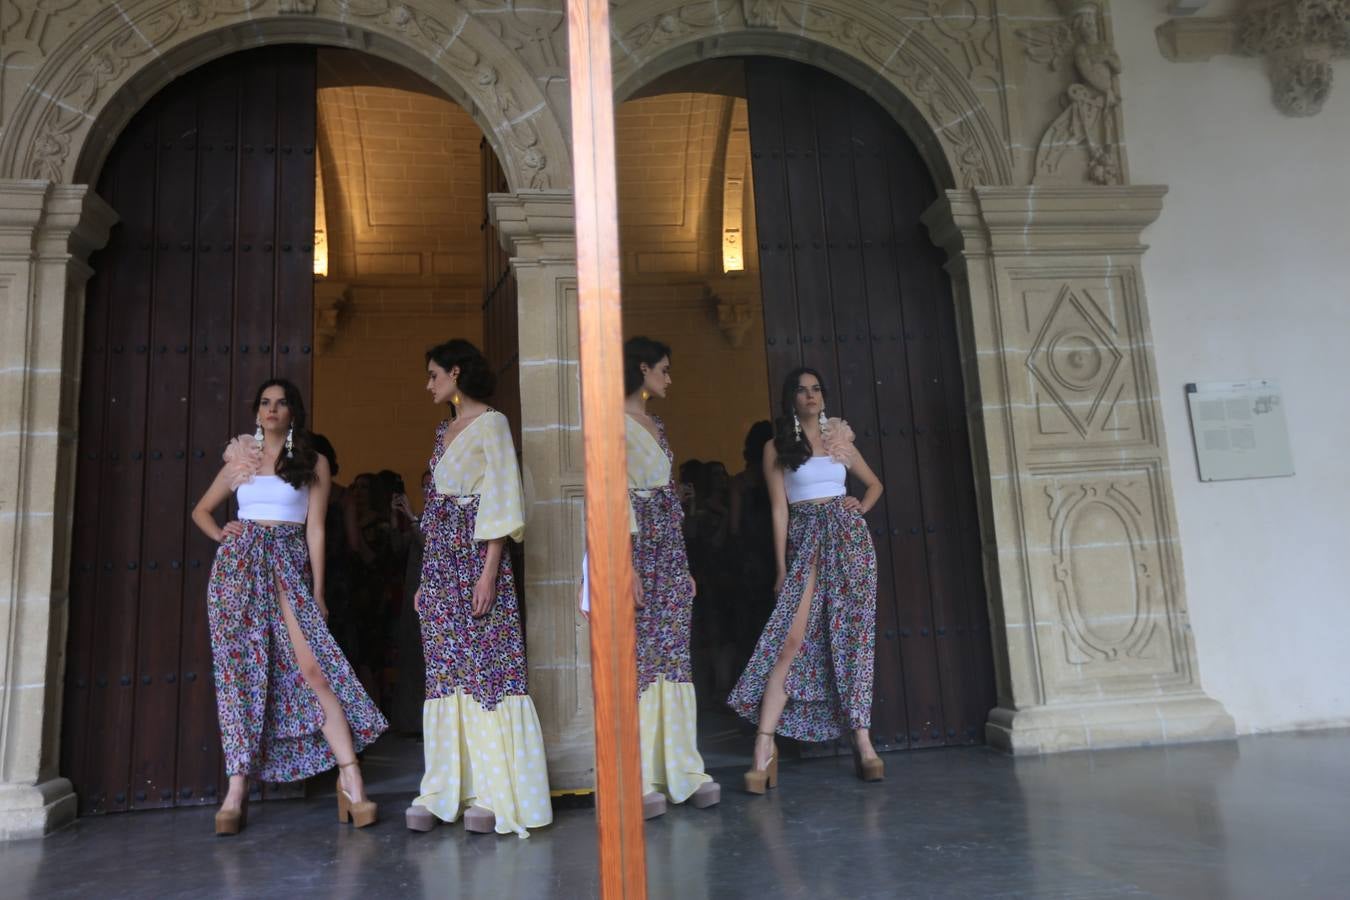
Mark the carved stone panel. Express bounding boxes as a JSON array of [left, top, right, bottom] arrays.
[[1026, 460, 1193, 699], [1009, 276, 1155, 450]]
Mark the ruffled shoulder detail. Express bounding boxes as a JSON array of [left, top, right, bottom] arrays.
[[222, 435, 263, 489], [821, 417, 858, 467]]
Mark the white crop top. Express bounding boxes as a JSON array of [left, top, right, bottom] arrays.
[[784, 456, 847, 504], [236, 475, 309, 524]]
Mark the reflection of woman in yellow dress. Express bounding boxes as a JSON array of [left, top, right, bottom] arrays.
[[405, 339, 552, 838], [581, 337, 721, 818], [625, 337, 722, 818]]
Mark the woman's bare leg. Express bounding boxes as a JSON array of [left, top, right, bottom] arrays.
[[754, 560, 818, 770], [277, 583, 369, 803], [854, 727, 878, 762], [221, 774, 248, 812]]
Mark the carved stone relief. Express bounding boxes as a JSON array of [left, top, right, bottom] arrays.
[[471, 0, 566, 78], [1031, 461, 1189, 694], [1158, 0, 1350, 117], [1017, 0, 1125, 185], [0, 0, 568, 192], [1014, 278, 1154, 449], [609, 0, 1014, 188]]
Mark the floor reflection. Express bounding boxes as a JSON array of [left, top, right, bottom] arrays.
[[6, 730, 1350, 899]]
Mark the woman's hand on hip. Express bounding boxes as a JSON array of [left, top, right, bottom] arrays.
[[841, 495, 862, 513], [220, 520, 245, 542]]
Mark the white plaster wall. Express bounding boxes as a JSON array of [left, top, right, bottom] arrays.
[[1114, 2, 1350, 733]]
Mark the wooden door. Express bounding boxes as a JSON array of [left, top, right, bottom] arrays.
[[63, 46, 317, 815], [746, 59, 996, 751]]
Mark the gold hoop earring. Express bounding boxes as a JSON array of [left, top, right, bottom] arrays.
[[640, 388, 650, 401]]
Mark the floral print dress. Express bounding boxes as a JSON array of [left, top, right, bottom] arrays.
[[727, 476, 878, 742], [628, 415, 713, 802], [207, 512, 387, 782], [413, 411, 552, 836]]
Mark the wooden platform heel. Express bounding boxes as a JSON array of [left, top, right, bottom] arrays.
[[743, 733, 779, 795], [336, 760, 378, 828]]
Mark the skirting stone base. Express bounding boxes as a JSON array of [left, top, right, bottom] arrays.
[[0, 778, 78, 840], [987, 695, 1237, 755]]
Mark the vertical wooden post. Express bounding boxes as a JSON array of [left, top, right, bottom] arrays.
[[566, 1, 647, 898]]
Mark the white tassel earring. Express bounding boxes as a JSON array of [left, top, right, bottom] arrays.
[[818, 409, 828, 431], [254, 421, 264, 446], [793, 412, 802, 441], [285, 425, 294, 458]]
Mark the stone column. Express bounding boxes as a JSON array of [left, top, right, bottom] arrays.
[[924, 185, 1235, 754], [489, 190, 593, 790], [0, 181, 115, 837]]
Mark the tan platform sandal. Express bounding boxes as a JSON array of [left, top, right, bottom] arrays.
[[743, 732, 778, 795], [336, 760, 378, 828], [214, 795, 248, 836], [852, 742, 885, 782]]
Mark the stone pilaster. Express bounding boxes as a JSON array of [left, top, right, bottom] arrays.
[[923, 185, 1234, 754], [488, 190, 593, 790], [0, 180, 115, 837]]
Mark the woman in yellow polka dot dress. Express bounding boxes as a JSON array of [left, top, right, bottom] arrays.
[[620, 337, 721, 818], [405, 339, 553, 837]]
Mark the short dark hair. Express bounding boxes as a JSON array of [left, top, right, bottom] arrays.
[[742, 420, 774, 468], [310, 432, 338, 477], [425, 339, 496, 400], [623, 336, 672, 396]]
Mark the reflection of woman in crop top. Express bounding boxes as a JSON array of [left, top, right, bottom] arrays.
[[727, 367, 886, 792], [191, 379, 387, 836]]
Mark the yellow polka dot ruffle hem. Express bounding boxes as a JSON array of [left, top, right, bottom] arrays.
[[414, 689, 553, 837], [639, 676, 712, 804]]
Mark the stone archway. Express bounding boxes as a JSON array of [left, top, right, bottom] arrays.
[[589, 1, 1238, 765], [0, 0, 576, 838], [0, 1, 570, 193], [607, 0, 1014, 191], [0, 0, 1238, 840]]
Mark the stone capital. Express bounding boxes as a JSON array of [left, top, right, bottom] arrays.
[[925, 185, 1168, 258], [488, 190, 576, 262]]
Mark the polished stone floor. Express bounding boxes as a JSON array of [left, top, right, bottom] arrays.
[[5, 726, 1350, 899]]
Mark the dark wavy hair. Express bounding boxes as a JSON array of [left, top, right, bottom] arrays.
[[772, 367, 827, 471], [623, 336, 672, 396], [426, 339, 496, 401], [742, 419, 774, 469], [251, 378, 318, 489]]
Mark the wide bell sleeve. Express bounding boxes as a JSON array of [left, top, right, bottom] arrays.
[[473, 411, 526, 543]]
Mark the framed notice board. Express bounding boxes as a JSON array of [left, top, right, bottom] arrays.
[[1185, 380, 1295, 482]]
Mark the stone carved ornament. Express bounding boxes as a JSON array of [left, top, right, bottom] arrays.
[[1018, 0, 1124, 186], [611, 0, 1010, 187], [3, 0, 560, 189], [1240, 0, 1349, 116], [1158, 0, 1349, 117]]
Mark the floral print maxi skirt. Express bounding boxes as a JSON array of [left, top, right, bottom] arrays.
[[207, 522, 388, 782], [727, 498, 878, 742], [633, 487, 711, 802], [414, 494, 552, 836]]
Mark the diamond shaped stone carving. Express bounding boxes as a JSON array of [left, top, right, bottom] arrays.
[[1027, 286, 1122, 438]]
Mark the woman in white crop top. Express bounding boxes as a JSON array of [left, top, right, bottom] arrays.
[[727, 366, 886, 791], [191, 379, 387, 836]]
